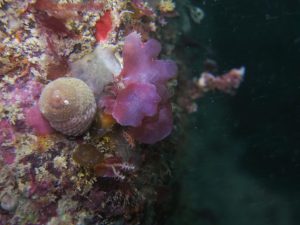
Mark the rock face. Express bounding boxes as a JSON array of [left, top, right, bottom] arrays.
[[39, 77, 96, 136]]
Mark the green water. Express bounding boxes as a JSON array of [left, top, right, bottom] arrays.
[[168, 1, 300, 224]]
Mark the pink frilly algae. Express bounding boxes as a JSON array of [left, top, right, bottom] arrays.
[[100, 32, 177, 144]]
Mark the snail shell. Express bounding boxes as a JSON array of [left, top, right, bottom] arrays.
[[39, 77, 96, 136]]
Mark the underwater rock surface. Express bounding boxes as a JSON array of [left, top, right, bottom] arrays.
[[0, 0, 244, 224], [0, 0, 180, 224]]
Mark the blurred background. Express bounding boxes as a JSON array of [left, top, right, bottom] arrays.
[[167, 0, 300, 224]]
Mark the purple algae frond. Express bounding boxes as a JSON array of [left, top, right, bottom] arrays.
[[100, 32, 177, 144]]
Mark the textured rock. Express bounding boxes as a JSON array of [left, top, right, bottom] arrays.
[[39, 77, 96, 136]]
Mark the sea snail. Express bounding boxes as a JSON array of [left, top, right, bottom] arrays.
[[39, 77, 96, 136]]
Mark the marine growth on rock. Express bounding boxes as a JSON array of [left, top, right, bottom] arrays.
[[0, 0, 245, 224]]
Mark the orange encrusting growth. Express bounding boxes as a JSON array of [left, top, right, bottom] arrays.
[[99, 112, 116, 129]]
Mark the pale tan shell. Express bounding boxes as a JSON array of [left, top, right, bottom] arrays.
[[39, 77, 96, 136]]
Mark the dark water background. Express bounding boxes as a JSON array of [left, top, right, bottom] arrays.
[[167, 0, 300, 224]]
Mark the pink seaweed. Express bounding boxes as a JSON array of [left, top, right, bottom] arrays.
[[100, 32, 177, 144]]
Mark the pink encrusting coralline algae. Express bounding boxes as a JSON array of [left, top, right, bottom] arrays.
[[25, 105, 54, 135], [99, 32, 177, 144]]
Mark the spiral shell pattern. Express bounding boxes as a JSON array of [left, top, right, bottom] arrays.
[[39, 77, 96, 136]]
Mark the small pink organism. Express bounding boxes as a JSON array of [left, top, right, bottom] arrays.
[[177, 65, 245, 114], [197, 67, 245, 94], [100, 32, 177, 144]]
